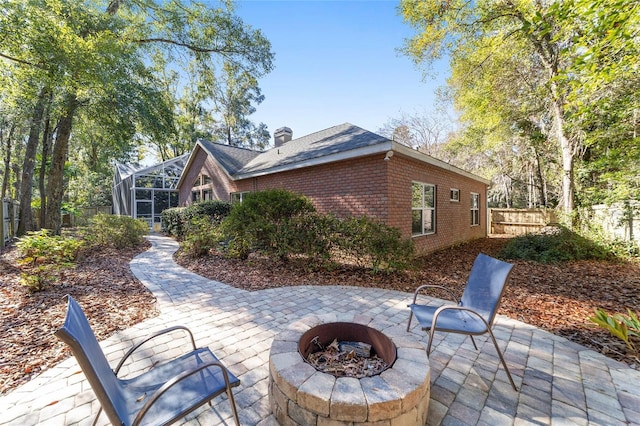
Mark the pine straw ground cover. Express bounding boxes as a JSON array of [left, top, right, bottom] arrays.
[[1, 235, 638, 396]]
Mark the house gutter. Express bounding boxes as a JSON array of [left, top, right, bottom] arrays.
[[232, 142, 395, 180]]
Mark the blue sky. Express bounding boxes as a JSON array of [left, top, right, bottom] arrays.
[[234, 0, 450, 139]]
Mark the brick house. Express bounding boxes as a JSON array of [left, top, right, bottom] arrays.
[[177, 123, 489, 254]]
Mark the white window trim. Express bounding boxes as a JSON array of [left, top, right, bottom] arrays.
[[230, 191, 250, 204], [412, 182, 436, 237], [471, 192, 480, 226], [450, 188, 460, 202]]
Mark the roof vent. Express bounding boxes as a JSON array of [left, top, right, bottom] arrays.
[[274, 127, 293, 147]]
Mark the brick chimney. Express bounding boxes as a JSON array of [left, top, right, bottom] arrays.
[[274, 127, 293, 147]]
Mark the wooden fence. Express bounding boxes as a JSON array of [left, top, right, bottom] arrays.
[[1, 199, 19, 248], [489, 208, 558, 235], [62, 206, 112, 227]]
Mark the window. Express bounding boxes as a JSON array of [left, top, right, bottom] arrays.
[[471, 192, 480, 226], [450, 188, 460, 202], [230, 191, 250, 204], [412, 182, 436, 236], [192, 191, 201, 202], [203, 174, 212, 185]]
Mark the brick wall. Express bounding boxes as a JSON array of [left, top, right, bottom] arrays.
[[241, 155, 389, 221], [181, 150, 487, 255], [387, 155, 487, 254]]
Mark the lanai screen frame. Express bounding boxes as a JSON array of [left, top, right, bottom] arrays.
[[112, 154, 188, 228]]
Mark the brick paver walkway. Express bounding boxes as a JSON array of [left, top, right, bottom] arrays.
[[1, 235, 639, 425]]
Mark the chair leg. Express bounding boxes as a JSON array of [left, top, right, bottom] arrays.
[[469, 335, 478, 350], [226, 386, 240, 425], [486, 328, 517, 391], [426, 327, 436, 354], [91, 408, 102, 426], [406, 311, 414, 332]]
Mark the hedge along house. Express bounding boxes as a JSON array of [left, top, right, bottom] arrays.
[[176, 123, 489, 255]]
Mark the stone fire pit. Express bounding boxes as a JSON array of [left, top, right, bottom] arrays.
[[269, 313, 430, 425]]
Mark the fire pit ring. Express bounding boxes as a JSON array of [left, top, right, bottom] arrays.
[[299, 322, 397, 377], [269, 313, 430, 425]]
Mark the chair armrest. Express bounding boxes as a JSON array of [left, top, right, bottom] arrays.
[[114, 326, 197, 374], [133, 360, 235, 426], [410, 284, 459, 305]]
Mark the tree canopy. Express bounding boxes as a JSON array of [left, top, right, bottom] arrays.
[[400, 0, 640, 216], [0, 0, 274, 234]]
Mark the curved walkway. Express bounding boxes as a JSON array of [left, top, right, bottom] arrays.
[[1, 235, 639, 425]]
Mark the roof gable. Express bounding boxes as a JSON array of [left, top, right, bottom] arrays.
[[197, 140, 262, 175]]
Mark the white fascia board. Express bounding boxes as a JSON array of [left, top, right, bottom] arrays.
[[233, 141, 394, 180]]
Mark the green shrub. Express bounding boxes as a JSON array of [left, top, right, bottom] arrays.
[[87, 214, 148, 249], [16, 229, 84, 291], [181, 216, 223, 257], [283, 212, 337, 263], [498, 225, 614, 263], [220, 189, 316, 260], [19, 267, 53, 292], [335, 216, 415, 273], [162, 200, 232, 239], [161, 207, 185, 238], [16, 229, 84, 265]]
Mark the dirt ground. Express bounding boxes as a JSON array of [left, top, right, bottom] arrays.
[[1, 235, 638, 396]]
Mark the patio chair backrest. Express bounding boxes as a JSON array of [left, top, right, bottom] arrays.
[[55, 296, 127, 425], [459, 253, 514, 325]]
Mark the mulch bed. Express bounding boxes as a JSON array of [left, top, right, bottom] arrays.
[[1, 235, 638, 396], [0, 242, 158, 395]]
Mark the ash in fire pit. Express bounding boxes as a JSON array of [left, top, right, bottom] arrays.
[[307, 338, 388, 378], [299, 322, 396, 378]]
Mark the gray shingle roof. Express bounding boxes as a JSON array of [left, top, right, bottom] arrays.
[[197, 140, 262, 175], [187, 122, 488, 185], [194, 123, 390, 179], [237, 123, 390, 177]]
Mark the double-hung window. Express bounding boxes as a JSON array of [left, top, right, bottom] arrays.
[[230, 191, 250, 204], [471, 192, 480, 226], [412, 182, 436, 236]]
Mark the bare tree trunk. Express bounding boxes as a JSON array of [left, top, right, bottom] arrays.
[[18, 88, 48, 235], [551, 97, 575, 215], [532, 144, 548, 207], [39, 117, 54, 228], [1, 123, 16, 199], [44, 94, 77, 234]]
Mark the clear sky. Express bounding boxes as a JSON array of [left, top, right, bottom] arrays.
[[233, 0, 450, 140]]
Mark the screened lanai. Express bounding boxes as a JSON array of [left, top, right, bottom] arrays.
[[112, 154, 188, 229]]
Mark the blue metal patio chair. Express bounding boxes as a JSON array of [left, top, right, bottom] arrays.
[[55, 295, 240, 425], [407, 253, 517, 391]]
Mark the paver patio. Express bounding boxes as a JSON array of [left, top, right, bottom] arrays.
[[1, 234, 639, 425]]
